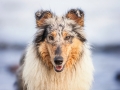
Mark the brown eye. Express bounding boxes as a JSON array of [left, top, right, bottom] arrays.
[[49, 36, 54, 40], [65, 36, 71, 40]]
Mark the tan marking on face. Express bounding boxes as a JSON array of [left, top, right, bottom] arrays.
[[38, 41, 53, 69], [36, 12, 52, 27], [62, 31, 68, 38], [45, 41, 58, 66], [65, 38, 83, 68], [66, 11, 84, 26], [46, 43, 57, 55], [51, 31, 57, 38], [61, 43, 72, 61]]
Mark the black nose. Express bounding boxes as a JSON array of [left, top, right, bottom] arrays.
[[54, 56, 63, 65]]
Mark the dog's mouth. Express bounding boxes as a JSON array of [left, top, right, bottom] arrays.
[[54, 65, 64, 72]]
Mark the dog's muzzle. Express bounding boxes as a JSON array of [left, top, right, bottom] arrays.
[[54, 56, 63, 65], [54, 56, 64, 72]]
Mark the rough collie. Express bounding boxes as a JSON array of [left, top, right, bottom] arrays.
[[16, 8, 94, 90]]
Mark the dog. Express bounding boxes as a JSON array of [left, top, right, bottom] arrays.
[[16, 8, 94, 90]]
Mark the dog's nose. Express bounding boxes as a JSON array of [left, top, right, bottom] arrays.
[[54, 56, 63, 65]]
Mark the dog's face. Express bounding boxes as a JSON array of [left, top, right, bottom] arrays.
[[34, 9, 86, 72]]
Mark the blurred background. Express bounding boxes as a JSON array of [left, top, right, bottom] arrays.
[[0, 0, 120, 90]]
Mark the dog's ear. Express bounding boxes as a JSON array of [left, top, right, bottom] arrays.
[[35, 10, 53, 27], [66, 9, 84, 27]]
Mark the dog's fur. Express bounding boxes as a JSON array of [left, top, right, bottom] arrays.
[[17, 9, 94, 90]]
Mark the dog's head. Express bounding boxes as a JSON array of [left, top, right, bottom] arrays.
[[34, 9, 86, 72]]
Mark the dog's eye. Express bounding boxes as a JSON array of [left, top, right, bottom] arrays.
[[49, 36, 54, 40], [64, 36, 71, 40]]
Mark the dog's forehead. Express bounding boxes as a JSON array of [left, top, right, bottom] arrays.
[[46, 17, 74, 33]]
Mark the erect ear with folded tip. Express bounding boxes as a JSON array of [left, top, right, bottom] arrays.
[[66, 9, 84, 27], [35, 10, 53, 27]]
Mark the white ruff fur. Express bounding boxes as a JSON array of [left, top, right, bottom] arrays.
[[22, 43, 94, 90]]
